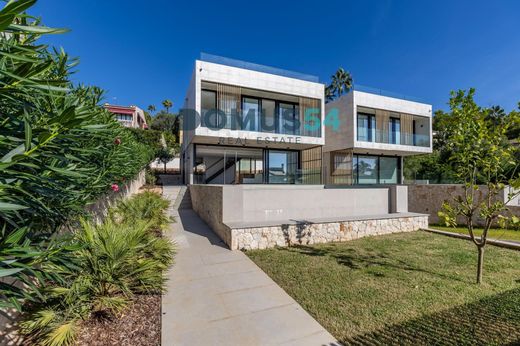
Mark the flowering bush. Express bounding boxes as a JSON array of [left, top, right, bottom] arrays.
[[0, 1, 153, 309]]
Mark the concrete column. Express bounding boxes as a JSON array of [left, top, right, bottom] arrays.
[[389, 185, 408, 213]]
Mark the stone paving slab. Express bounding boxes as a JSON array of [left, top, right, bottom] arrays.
[[161, 185, 340, 346]]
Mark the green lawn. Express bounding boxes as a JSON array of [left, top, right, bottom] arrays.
[[246, 232, 520, 345], [430, 225, 520, 242]]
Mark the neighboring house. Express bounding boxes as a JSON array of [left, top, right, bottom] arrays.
[[181, 53, 325, 185], [323, 89, 433, 185], [104, 104, 148, 129]]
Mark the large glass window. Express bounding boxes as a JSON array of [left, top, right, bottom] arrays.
[[390, 117, 401, 144], [356, 156, 378, 184], [242, 97, 260, 131], [379, 157, 399, 184], [357, 113, 375, 142], [268, 150, 298, 184], [201, 90, 220, 128], [279, 103, 297, 135], [261, 99, 276, 133], [194, 145, 263, 184]]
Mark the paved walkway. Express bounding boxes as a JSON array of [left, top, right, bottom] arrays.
[[161, 185, 339, 345]]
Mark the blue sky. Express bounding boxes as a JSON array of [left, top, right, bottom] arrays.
[[33, 0, 520, 113]]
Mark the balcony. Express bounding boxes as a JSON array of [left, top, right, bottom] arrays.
[[357, 129, 430, 147], [356, 110, 430, 148], [200, 81, 322, 138]]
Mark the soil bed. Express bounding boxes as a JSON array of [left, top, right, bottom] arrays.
[[76, 295, 161, 346]]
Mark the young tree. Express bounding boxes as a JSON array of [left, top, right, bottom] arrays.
[[439, 89, 520, 284], [162, 99, 173, 113], [147, 104, 156, 113], [157, 145, 176, 173]]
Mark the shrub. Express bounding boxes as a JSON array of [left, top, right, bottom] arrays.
[[145, 167, 157, 186], [0, 1, 153, 309], [110, 191, 170, 231], [20, 198, 175, 345]]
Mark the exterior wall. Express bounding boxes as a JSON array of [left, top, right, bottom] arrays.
[[231, 215, 428, 250], [188, 184, 421, 250], [323, 93, 355, 153], [189, 184, 232, 246], [182, 58, 326, 184], [408, 184, 520, 226], [186, 60, 325, 147], [324, 91, 433, 156], [85, 169, 146, 224], [221, 185, 392, 224]]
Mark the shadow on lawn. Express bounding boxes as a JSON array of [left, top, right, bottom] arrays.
[[283, 245, 464, 282], [342, 287, 520, 346]]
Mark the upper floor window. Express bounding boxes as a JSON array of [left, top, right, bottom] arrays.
[[115, 113, 132, 122], [357, 113, 375, 142], [199, 82, 320, 137], [389, 117, 401, 144]]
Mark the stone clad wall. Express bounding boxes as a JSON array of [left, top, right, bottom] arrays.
[[231, 215, 428, 250], [408, 184, 520, 226]]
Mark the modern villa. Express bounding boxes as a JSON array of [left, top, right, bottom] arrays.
[[181, 53, 324, 186], [181, 54, 432, 250], [323, 88, 432, 185]]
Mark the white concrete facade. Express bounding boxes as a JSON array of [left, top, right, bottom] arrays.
[[324, 91, 433, 156], [184, 60, 325, 147], [181, 57, 325, 185], [323, 90, 432, 186]]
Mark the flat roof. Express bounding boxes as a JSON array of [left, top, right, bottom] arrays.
[[200, 52, 320, 83]]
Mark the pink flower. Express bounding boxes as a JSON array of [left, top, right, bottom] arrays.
[[111, 183, 119, 192], [114, 138, 121, 145]]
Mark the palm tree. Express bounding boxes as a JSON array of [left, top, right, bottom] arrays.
[[162, 100, 173, 113], [147, 105, 156, 113], [325, 85, 335, 102], [327, 68, 353, 102]]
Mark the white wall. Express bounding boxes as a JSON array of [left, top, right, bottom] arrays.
[[221, 185, 392, 224], [189, 60, 325, 147], [324, 91, 433, 156]]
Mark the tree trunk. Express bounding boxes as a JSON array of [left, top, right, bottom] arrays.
[[477, 246, 484, 284], [164, 162, 167, 173]]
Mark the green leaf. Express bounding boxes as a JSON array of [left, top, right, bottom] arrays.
[[0, 202, 28, 211], [2, 0, 37, 16], [7, 23, 68, 34], [0, 143, 25, 162], [24, 116, 31, 151], [0, 268, 25, 278]]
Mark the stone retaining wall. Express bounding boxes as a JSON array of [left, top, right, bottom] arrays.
[[230, 215, 428, 250]]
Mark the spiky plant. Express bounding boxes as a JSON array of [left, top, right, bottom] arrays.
[[110, 191, 171, 232]]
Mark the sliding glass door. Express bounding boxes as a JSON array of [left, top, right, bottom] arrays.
[[267, 150, 298, 184]]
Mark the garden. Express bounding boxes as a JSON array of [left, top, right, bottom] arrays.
[[0, 1, 174, 345], [247, 231, 520, 345]]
